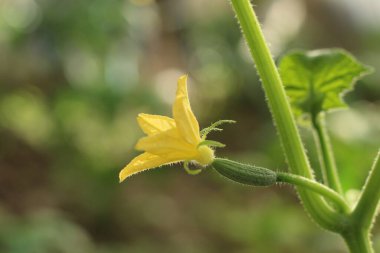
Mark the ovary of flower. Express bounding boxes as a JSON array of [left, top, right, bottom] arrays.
[[119, 75, 215, 182]]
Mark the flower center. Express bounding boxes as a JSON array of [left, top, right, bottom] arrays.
[[194, 146, 215, 166]]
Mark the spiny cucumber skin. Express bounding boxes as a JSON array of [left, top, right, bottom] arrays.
[[212, 158, 277, 186]]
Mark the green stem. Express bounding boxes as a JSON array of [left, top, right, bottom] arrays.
[[312, 113, 343, 194], [342, 230, 373, 253], [277, 172, 350, 214], [352, 150, 380, 230], [230, 0, 345, 231]]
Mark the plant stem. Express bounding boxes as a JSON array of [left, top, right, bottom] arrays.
[[352, 150, 380, 230], [230, 0, 345, 231], [277, 172, 350, 214], [343, 230, 373, 253], [312, 113, 343, 194]]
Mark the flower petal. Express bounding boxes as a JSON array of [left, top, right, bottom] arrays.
[[135, 128, 196, 157], [137, 113, 176, 135], [119, 152, 178, 182], [172, 75, 201, 145]]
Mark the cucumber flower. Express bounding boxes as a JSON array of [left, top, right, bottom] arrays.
[[119, 75, 231, 182]]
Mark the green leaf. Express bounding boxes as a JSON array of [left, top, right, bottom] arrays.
[[183, 161, 203, 175], [200, 119, 236, 139], [197, 140, 226, 148], [279, 49, 372, 120]]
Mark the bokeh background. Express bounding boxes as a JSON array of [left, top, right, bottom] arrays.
[[0, 0, 379, 252]]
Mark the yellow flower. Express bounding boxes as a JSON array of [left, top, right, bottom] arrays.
[[119, 75, 215, 182]]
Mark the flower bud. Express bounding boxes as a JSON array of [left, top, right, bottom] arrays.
[[212, 158, 277, 186]]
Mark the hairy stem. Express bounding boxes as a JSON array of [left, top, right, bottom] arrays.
[[230, 0, 345, 231], [277, 172, 350, 214], [343, 230, 373, 253], [352, 150, 380, 230], [312, 113, 343, 194]]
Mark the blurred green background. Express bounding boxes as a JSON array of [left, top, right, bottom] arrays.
[[0, 0, 379, 252]]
